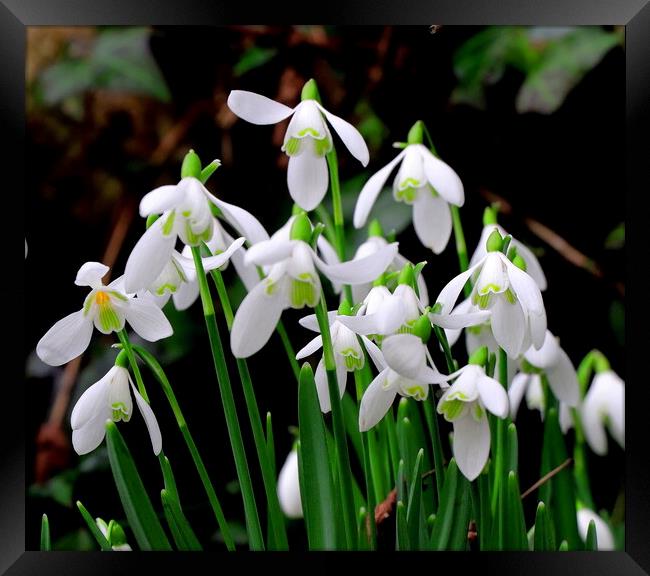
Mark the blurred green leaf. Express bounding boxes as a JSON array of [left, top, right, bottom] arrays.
[[516, 27, 621, 114], [53, 528, 96, 551], [234, 46, 277, 77], [605, 222, 625, 249], [355, 100, 388, 151], [609, 299, 625, 347], [39, 60, 95, 106], [29, 469, 78, 508]]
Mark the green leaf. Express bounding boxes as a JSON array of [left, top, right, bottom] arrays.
[[40, 514, 51, 551], [406, 449, 424, 549], [159, 455, 180, 505], [396, 500, 409, 550], [431, 459, 471, 550], [76, 501, 112, 551], [585, 519, 598, 551], [478, 467, 493, 550], [504, 471, 528, 550], [105, 421, 172, 550], [297, 363, 337, 549], [342, 393, 363, 465], [605, 222, 625, 249], [534, 501, 557, 551], [265, 412, 276, 478], [161, 489, 202, 550], [38, 60, 95, 105], [507, 422, 519, 474], [516, 27, 621, 114], [233, 46, 277, 77]]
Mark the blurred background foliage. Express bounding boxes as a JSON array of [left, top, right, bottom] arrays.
[[25, 25, 625, 550]]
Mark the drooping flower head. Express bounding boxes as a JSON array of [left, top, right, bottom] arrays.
[[37, 262, 173, 367], [277, 447, 303, 520], [228, 79, 369, 212]]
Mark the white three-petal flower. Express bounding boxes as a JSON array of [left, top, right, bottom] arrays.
[[70, 365, 162, 455], [228, 90, 369, 211], [353, 144, 464, 254], [36, 262, 173, 366], [580, 370, 625, 455]]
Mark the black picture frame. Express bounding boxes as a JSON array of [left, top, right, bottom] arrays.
[[6, 0, 649, 573]]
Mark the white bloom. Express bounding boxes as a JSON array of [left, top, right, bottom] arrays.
[[508, 330, 580, 419], [124, 173, 268, 294], [577, 508, 615, 550], [96, 518, 133, 551], [469, 224, 547, 290], [227, 89, 369, 211], [36, 262, 173, 367], [434, 248, 547, 358], [296, 311, 381, 413], [71, 365, 162, 456], [277, 449, 303, 519], [353, 144, 464, 254], [359, 333, 445, 431], [437, 364, 509, 481], [230, 217, 398, 358], [580, 370, 625, 455]]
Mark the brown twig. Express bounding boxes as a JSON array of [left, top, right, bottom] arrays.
[[520, 458, 573, 500]]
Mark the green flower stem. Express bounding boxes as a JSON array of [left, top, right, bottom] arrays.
[[315, 295, 356, 549], [131, 345, 234, 551], [117, 330, 149, 402], [208, 266, 289, 550], [326, 148, 355, 305], [491, 347, 509, 549], [276, 320, 301, 383], [190, 246, 265, 551]]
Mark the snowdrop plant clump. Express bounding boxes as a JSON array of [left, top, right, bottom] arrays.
[[31, 77, 623, 554]]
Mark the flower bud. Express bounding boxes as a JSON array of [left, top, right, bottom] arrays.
[[407, 121, 424, 145], [301, 78, 320, 102], [290, 213, 312, 243], [398, 263, 415, 287], [468, 345, 488, 367], [181, 149, 202, 179], [483, 206, 498, 226], [368, 219, 384, 238], [486, 229, 504, 253], [412, 314, 432, 343]]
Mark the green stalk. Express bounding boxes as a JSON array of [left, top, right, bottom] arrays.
[[131, 345, 234, 551], [491, 348, 509, 549], [315, 295, 356, 549], [209, 267, 289, 550], [117, 329, 149, 402], [276, 320, 300, 382], [190, 246, 265, 551]]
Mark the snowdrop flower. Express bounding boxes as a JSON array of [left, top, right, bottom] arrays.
[[353, 122, 464, 254], [25, 238, 28, 258], [434, 230, 547, 358], [577, 508, 615, 550], [70, 358, 162, 455], [96, 518, 133, 551], [437, 355, 509, 481], [277, 448, 303, 519], [359, 328, 447, 432], [37, 262, 173, 367], [580, 370, 625, 455], [469, 209, 547, 290], [227, 80, 369, 211], [124, 152, 268, 294], [296, 302, 383, 412], [508, 330, 580, 419], [230, 214, 398, 358]]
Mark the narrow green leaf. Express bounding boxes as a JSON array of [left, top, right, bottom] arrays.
[[265, 412, 276, 478], [559, 539, 569, 551], [534, 501, 556, 551], [478, 467, 492, 550], [159, 455, 180, 504], [298, 363, 337, 549], [406, 449, 424, 549], [431, 459, 471, 550], [40, 514, 51, 551], [357, 508, 370, 551], [504, 471, 528, 550], [105, 421, 172, 550], [76, 501, 112, 551], [448, 472, 472, 551], [507, 422, 519, 474], [585, 519, 598, 551], [161, 489, 202, 550], [342, 393, 363, 464], [396, 500, 409, 550]]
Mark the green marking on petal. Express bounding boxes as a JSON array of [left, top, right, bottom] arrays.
[[313, 136, 332, 157], [472, 403, 485, 421], [440, 398, 465, 421], [503, 288, 517, 304], [156, 283, 177, 295], [472, 291, 492, 310], [395, 186, 418, 204], [284, 137, 301, 156], [478, 283, 502, 296], [339, 349, 364, 371], [83, 293, 95, 317], [182, 210, 191, 217], [404, 385, 427, 401], [107, 290, 128, 302], [162, 211, 176, 236], [111, 402, 130, 422], [264, 278, 277, 296], [97, 296, 121, 333], [297, 127, 321, 138], [429, 184, 439, 198], [290, 278, 318, 309], [448, 390, 469, 401]]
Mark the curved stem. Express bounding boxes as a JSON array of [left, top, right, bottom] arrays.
[[117, 329, 148, 402]]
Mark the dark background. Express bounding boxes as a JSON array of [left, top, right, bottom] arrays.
[[24, 25, 625, 550]]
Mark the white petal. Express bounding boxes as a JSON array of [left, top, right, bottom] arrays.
[[314, 359, 332, 413], [75, 262, 109, 288], [131, 382, 162, 455], [317, 235, 342, 294], [580, 399, 608, 456], [337, 297, 406, 336], [199, 237, 246, 272], [452, 412, 490, 481], [245, 237, 296, 267], [468, 226, 493, 269], [435, 261, 482, 315], [415, 144, 464, 206], [545, 349, 580, 406], [139, 184, 185, 217], [491, 297, 525, 358], [297, 310, 337, 333], [124, 215, 177, 294], [204, 191, 270, 245], [508, 372, 531, 420], [124, 298, 173, 342], [353, 149, 407, 228], [512, 239, 547, 291], [577, 509, 615, 551], [311, 242, 398, 285], [315, 102, 369, 166], [36, 309, 94, 366], [287, 153, 328, 212], [227, 90, 295, 125], [72, 414, 110, 455], [230, 242, 262, 292], [359, 369, 396, 431], [70, 371, 112, 430], [525, 374, 545, 413], [277, 450, 303, 519], [230, 278, 287, 358], [475, 253, 509, 296], [412, 193, 453, 254], [477, 375, 509, 418], [172, 280, 198, 311], [360, 335, 386, 372], [559, 402, 574, 433], [429, 309, 491, 330], [524, 330, 561, 369], [296, 335, 323, 360], [382, 333, 427, 380]]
